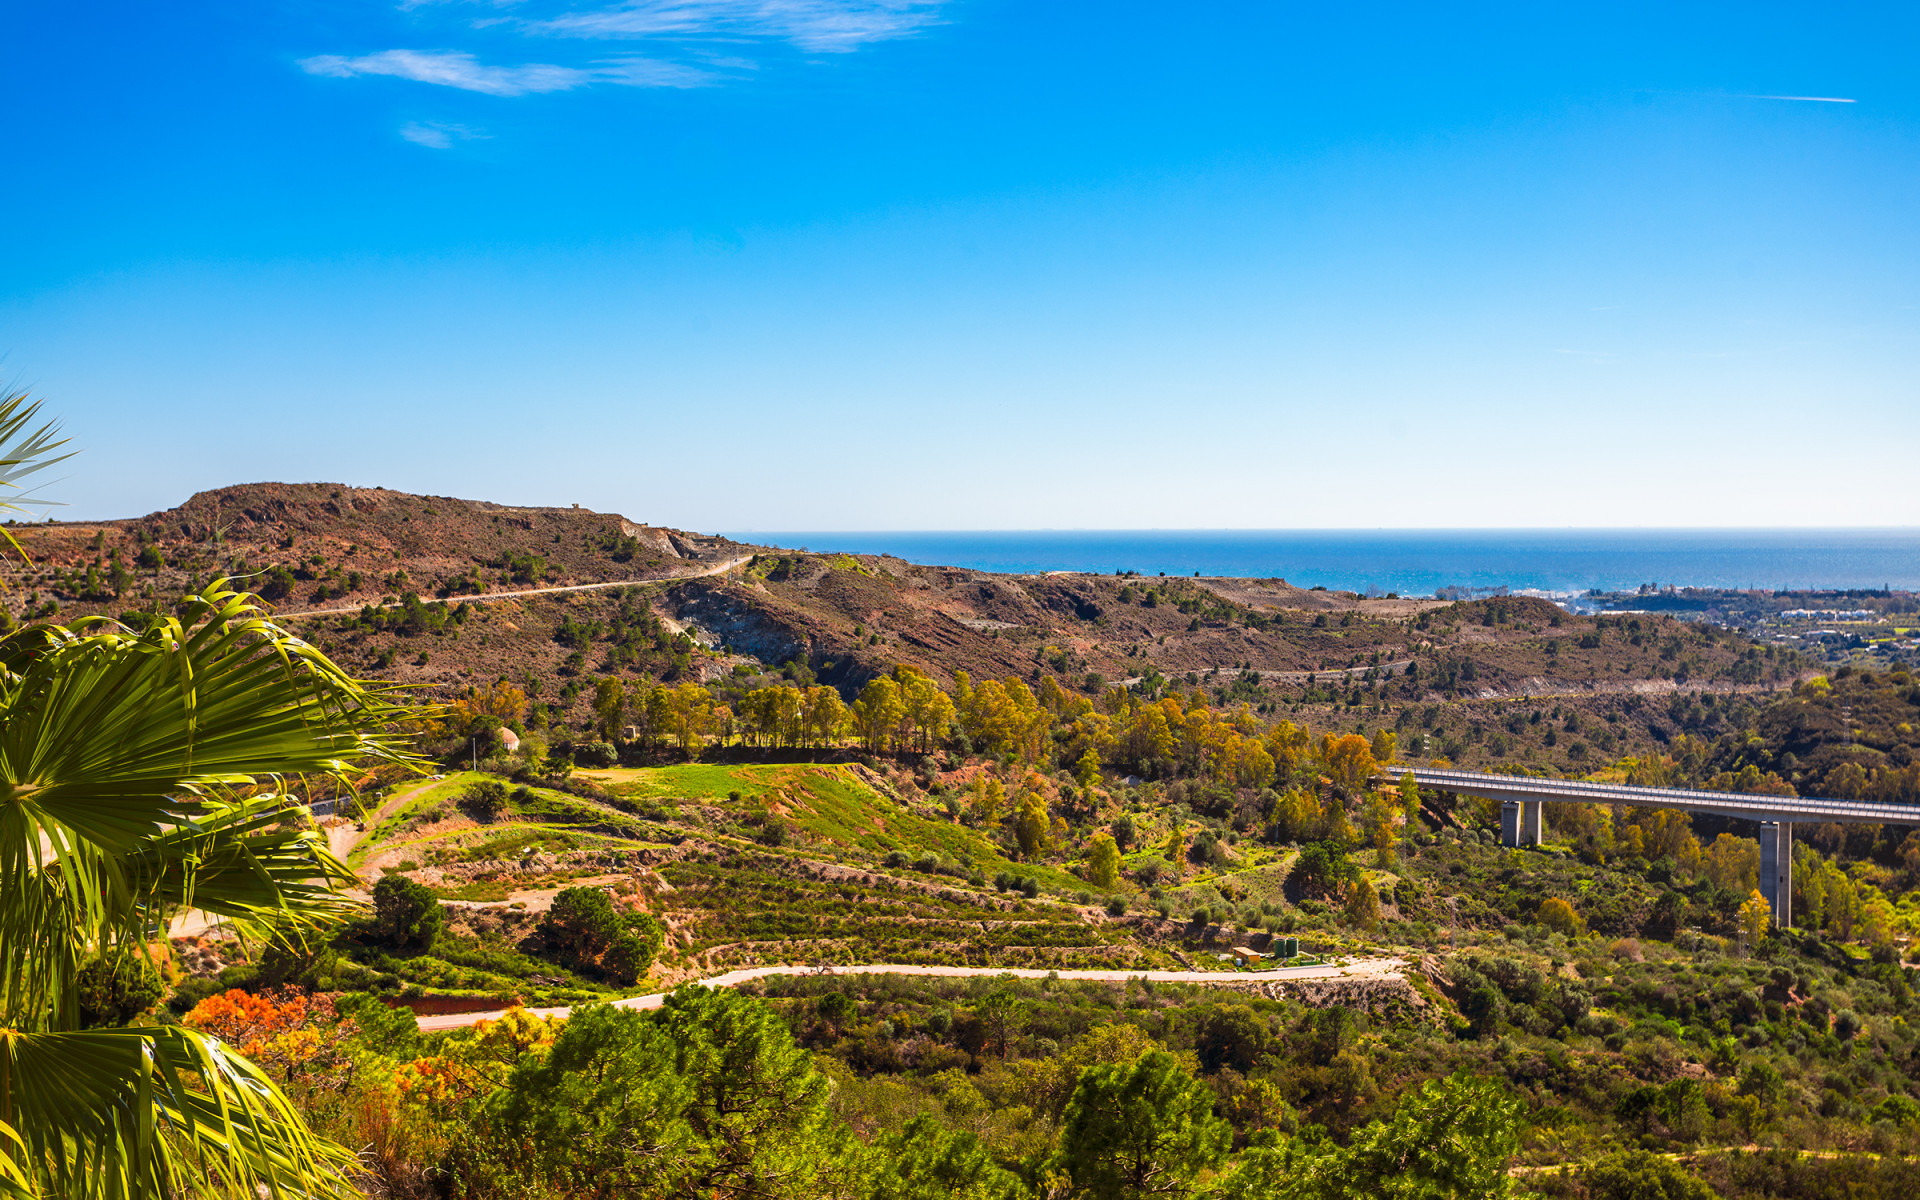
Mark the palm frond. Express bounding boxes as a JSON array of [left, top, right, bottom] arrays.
[[0, 1119, 33, 1200], [0, 392, 72, 561], [0, 581, 421, 1026], [131, 798, 360, 927], [0, 1025, 357, 1200]]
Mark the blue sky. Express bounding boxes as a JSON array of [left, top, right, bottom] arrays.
[[3, 2, 1916, 529]]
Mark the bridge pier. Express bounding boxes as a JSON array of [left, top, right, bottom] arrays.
[[1500, 800, 1543, 848], [1760, 821, 1792, 928]]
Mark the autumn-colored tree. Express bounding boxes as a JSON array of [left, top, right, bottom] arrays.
[[1265, 720, 1311, 779], [971, 774, 1008, 825], [1370, 729, 1397, 764], [1738, 889, 1772, 947], [1361, 791, 1401, 854], [1536, 897, 1584, 938], [894, 667, 956, 752], [1087, 831, 1122, 890], [452, 677, 529, 725], [1345, 876, 1381, 932], [1704, 834, 1761, 894], [802, 684, 848, 747], [1321, 733, 1378, 792], [1624, 807, 1696, 864], [1013, 790, 1054, 859], [853, 677, 904, 752], [1707, 764, 1798, 797], [661, 681, 716, 754], [1224, 735, 1276, 789], [1075, 746, 1103, 789], [1268, 787, 1325, 844], [395, 1007, 559, 1107], [593, 676, 627, 742]]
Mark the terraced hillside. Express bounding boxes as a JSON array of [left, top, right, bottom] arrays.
[[336, 764, 1200, 1006]]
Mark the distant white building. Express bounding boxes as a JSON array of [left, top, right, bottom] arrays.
[[499, 727, 521, 753]]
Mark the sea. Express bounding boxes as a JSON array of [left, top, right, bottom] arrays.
[[722, 529, 1920, 600]]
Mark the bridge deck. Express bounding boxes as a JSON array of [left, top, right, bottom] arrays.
[[1387, 767, 1917, 827]]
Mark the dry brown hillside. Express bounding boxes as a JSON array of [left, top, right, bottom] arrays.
[[0, 484, 1801, 767]]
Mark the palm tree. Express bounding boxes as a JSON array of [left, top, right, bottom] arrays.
[[0, 390, 419, 1198]]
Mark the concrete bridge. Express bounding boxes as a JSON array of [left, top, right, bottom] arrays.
[[1386, 766, 1920, 927]]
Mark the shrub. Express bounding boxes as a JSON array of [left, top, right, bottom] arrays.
[[458, 779, 509, 822], [1584, 1149, 1717, 1200], [76, 955, 164, 1028], [371, 874, 444, 949], [574, 741, 618, 768], [817, 992, 855, 1024], [540, 886, 662, 984], [1293, 842, 1357, 897], [1537, 897, 1585, 938]]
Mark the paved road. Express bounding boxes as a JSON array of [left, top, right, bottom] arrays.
[[413, 956, 1406, 1032], [273, 555, 754, 619]]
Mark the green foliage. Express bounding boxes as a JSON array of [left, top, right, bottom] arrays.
[[74, 956, 164, 1028], [456, 778, 508, 821], [1617, 1080, 1711, 1143], [1584, 1149, 1720, 1200], [1208, 1073, 1520, 1200], [1195, 1004, 1269, 1074], [1059, 1049, 1230, 1199], [493, 989, 854, 1198], [332, 992, 421, 1058], [1346, 876, 1381, 932], [870, 1114, 1027, 1200], [540, 886, 663, 984], [1088, 832, 1123, 891], [371, 874, 445, 949], [1293, 842, 1357, 897]]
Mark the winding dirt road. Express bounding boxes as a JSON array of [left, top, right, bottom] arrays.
[[412, 956, 1407, 1032], [273, 555, 754, 620]]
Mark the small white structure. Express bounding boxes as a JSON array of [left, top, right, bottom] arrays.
[[498, 727, 521, 753]]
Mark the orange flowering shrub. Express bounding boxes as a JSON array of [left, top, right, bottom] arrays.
[[394, 1006, 557, 1108], [185, 987, 354, 1086]]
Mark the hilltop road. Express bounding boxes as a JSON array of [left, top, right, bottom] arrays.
[[273, 555, 753, 620], [413, 956, 1407, 1032]]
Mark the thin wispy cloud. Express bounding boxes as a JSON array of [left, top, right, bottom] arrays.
[[300, 48, 713, 94], [400, 120, 489, 148], [540, 0, 946, 52], [301, 0, 936, 105], [302, 50, 588, 95], [1746, 94, 1857, 104]]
